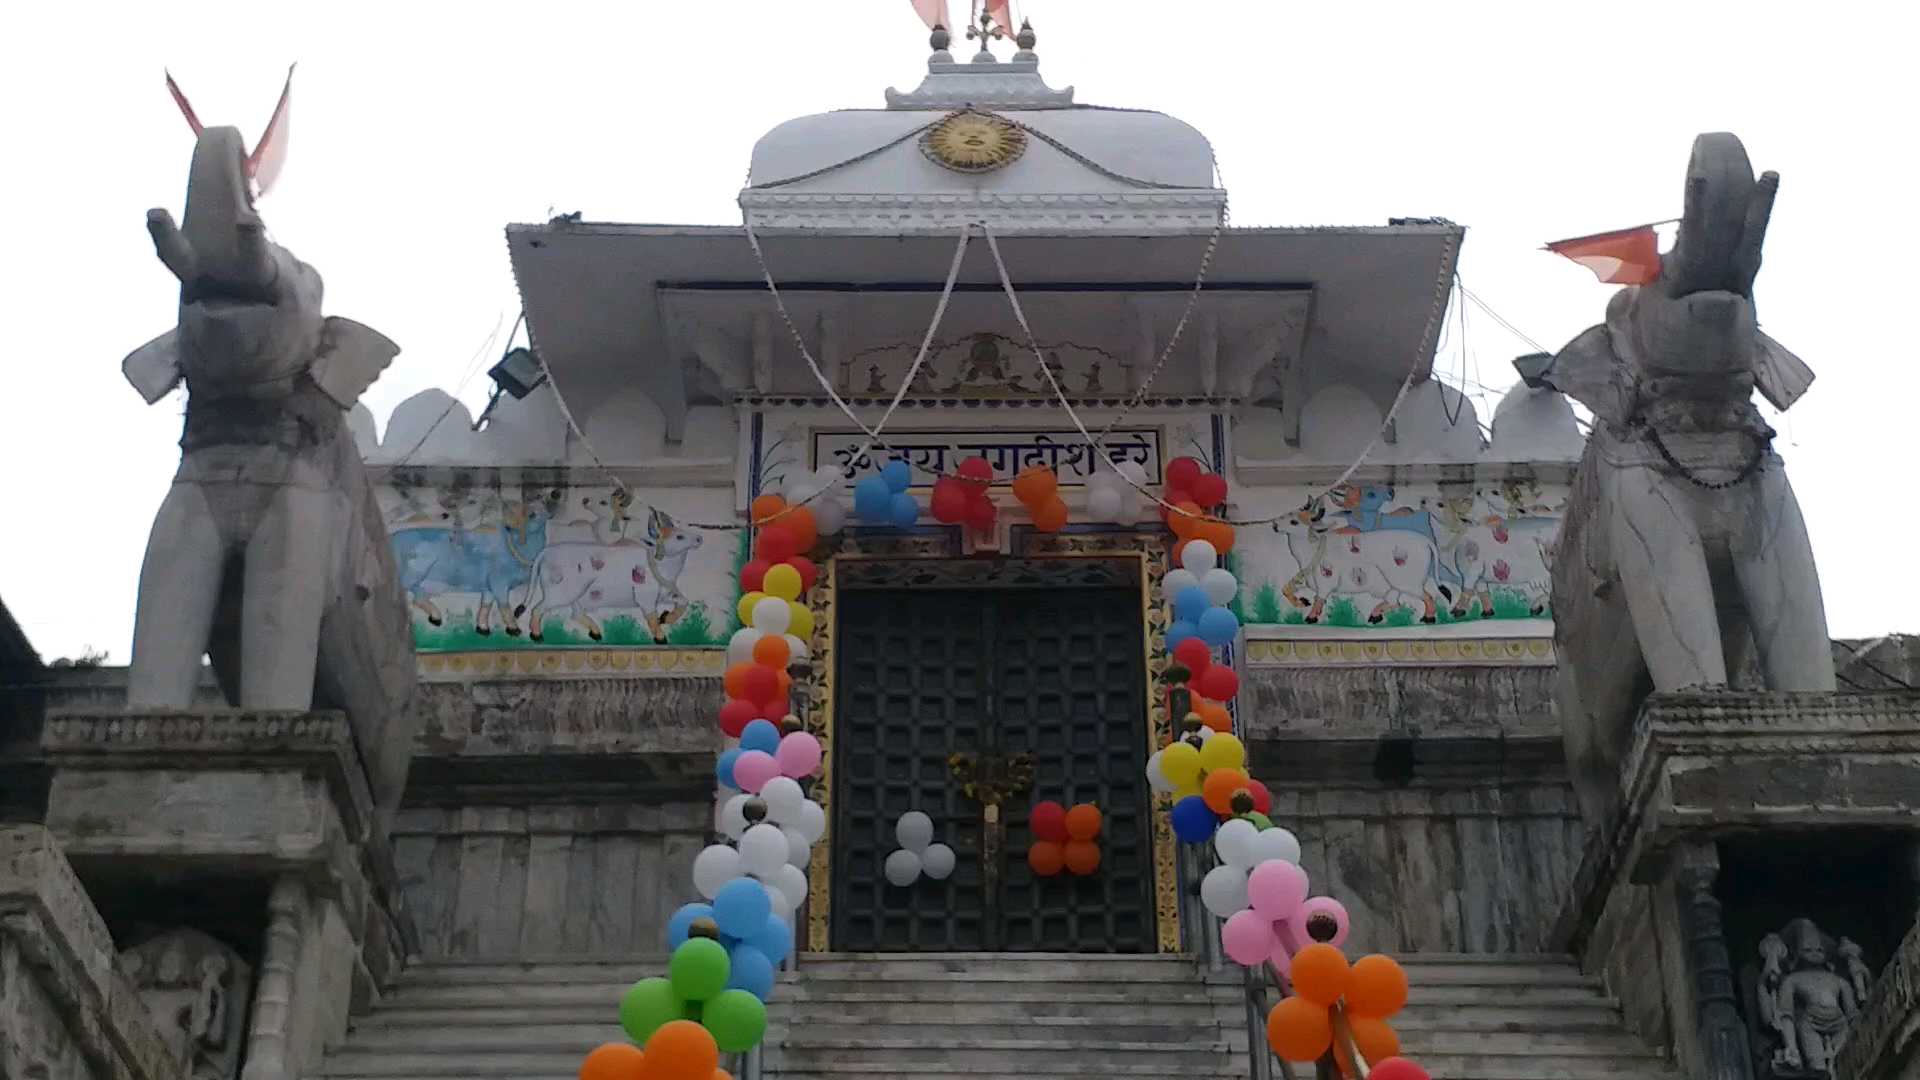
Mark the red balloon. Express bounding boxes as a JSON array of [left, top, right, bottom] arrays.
[[1159, 488, 1191, 525], [1190, 472, 1229, 508], [1173, 638, 1212, 675], [786, 556, 819, 592], [930, 478, 970, 524], [957, 457, 994, 487], [964, 495, 998, 532], [742, 663, 780, 704], [1368, 1059, 1431, 1080], [1166, 457, 1205, 491], [718, 699, 758, 738], [755, 696, 790, 722], [754, 526, 797, 562], [739, 559, 771, 593], [1196, 664, 1240, 702], [1245, 777, 1273, 815], [1030, 800, 1069, 843]]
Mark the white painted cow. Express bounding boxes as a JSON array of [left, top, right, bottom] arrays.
[[1275, 503, 1443, 624], [517, 508, 704, 642]]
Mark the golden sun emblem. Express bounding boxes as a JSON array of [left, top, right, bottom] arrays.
[[922, 111, 1027, 173]]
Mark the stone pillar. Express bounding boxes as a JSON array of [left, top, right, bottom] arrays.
[[239, 875, 305, 1080], [1668, 840, 1754, 1080]]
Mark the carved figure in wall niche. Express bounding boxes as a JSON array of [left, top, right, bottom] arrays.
[[118, 929, 252, 1080], [1748, 918, 1860, 1077], [1840, 936, 1873, 1002]]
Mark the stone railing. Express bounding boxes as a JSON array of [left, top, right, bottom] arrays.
[[1834, 913, 1920, 1079]]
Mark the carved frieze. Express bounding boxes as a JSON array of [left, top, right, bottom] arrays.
[[1744, 917, 1870, 1077], [117, 930, 251, 1080]]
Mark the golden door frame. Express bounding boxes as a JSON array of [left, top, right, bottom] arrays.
[[797, 527, 1182, 954]]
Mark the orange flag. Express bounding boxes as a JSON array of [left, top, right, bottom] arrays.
[[986, 0, 1015, 36], [1545, 225, 1662, 285], [248, 65, 295, 197], [910, 0, 948, 29]]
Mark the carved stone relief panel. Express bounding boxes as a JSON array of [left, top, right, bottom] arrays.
[[117, 929, 252, 1080], [1743, 917, 1871, 1078]]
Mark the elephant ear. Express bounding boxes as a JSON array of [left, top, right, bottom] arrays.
[[1534, 322, 1634, 427], [311, 316, 400, 409], [123, 328, 184, 404], [1754, 332, 1815, 411]]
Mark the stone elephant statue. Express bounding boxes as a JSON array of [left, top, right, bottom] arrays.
[[122, 125, 418, 823], [1526, 132, 1834, 828]]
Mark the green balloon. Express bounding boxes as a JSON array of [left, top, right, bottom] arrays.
[[1241, 811, 1273, 831], [703, 989, 768, 1053], [669, 937, 731, 1001], [618, 977, 683, 1044]]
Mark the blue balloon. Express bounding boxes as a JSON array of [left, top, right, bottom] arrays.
[[739, 719, 781, 755], [750, 913, 792, 965], [1198, 605, 1240, 648], [666, 902, 714, 948], [854, 475, 893, 522], [881, 459, 912, 493], [1171, 795, 1218, 844], [1174, 586, 1211, 624], [716, 748, 742, 789], [713, 877, 772, 939], [889, 491, 920, 527], [726, 943, 777, 1001], [1166, 620, 1199, 651]]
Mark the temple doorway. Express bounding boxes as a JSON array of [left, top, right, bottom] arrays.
[[826, 574, 1156, 952]]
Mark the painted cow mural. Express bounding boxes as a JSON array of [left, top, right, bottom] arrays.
[[389, 489, 563, 637], [518, 508, 705, 643]]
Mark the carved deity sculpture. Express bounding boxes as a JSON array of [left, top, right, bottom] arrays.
[[1747, 919, 1861, 1076], [121, 125, 418, 821], [118, 929, 252, 1080], [1525, 133, 1835, 827]]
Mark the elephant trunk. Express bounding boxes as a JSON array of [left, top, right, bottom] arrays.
[[149, 126, 278, 302]]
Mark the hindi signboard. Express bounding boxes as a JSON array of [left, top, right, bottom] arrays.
[[810, 429, 1163, 489]]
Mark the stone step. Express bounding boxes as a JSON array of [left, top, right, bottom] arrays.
[[766, 1041, 1239, 1074], [395, 959, 667, 986]]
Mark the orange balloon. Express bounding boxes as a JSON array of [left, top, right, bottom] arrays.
[[1170, 539, 1190, 568], [1011, 466, 1058, 507], [1347, 955, 1410, 1018], [713, 1071, 734, 1080], [1266, 996, 1332, 1062], [750, 494, 786, 525], [1345, 1015, 1400, 1067], [1064, 840, 1101, 875], [775, 670, 792, 698], [1169, 501, 1205, 539], [1198, 700, 1233, 733], [1202, 767, 1251, 815], [723, 663, 754, 700], [1291, 943, 1352, 1006], [1200, 518, 1236, 553], [1065, 803, 1103, 841], [752, 635, 791, 669], [783, 506, 819, 553], [642, 1020, 718, 1080], [1027, 840, 1065, 877], [1032, 495, 1070, 532], [579, 1042, 646, 1080]]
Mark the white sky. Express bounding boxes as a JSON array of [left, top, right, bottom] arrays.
[[4, 0, 1916, 661]]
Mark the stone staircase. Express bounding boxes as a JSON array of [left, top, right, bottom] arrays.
[[311, 952, 1675, 1080]]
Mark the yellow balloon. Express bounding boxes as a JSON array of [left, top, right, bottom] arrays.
[[1161, 741, 1203, 787], [763, 564, 803, 601], [738, 591, 766, 627], [1174, 781, 1203, 800], [787, 601, 815, 641], [1199, 732, 1245, 773]]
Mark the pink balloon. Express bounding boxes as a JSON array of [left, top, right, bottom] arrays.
[[1247, 860, 1309, 918], [1268, 936, 1294, 978], [775, 731, 823, 778], [1221, 909, 1276, 966], [1295, 896, 1351, 947], [732, 750, 780, 794]]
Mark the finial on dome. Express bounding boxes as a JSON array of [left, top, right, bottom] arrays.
[[1016, 19, 1036, 50], [928, 22, 953, 62], [966, 5, 1007, 63]]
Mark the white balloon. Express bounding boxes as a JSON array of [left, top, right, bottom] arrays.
[[719, 793, 752, 840], [774, 863, 809, 911], [761, 776, 806, 822], [812, 464, 844, 489], [812, 497, 847, 536], [1194, 725, 1216, 743], [1250, 826, 1303, 867], [1201, 863, 1252, 918], [751, 596, 793, 635], [760, 879, 789, 914], [784, 633, 811, 661], [741, 823, 790, 878], [728, 627, 764, 666], [1161, 568, 1199, 601], [884, 849, 923, 886], [1202, 568, 1239, 606], [1145, 750, 1175, 795], [784, 826, 811, 867], [693, 843, 744, 899], [793, 799, 827, 844], [1085, 486, 1123, 522], [921, 843, 957, 880], [1116, 460, 1149, 486], [1214, 818, 1260, 870], [1181, 539, 1219, 574], [895, 811, 934, 853]]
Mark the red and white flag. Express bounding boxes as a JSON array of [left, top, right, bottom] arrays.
[[910, 0, 948, 29], [162, 65, 295, 198], [1545, 225, 1662, 285], [985, 0, 1015, 35]]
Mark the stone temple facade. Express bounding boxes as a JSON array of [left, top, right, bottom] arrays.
[[6, 25, 1920, 1080]]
